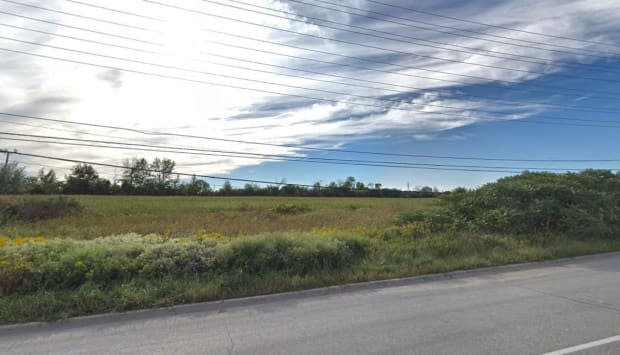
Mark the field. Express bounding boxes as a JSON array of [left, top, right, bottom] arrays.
[[2, 173, 620, 324], [0, 195, 436, 238]]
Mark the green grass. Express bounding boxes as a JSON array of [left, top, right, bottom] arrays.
[[0, 195, 436, 239]]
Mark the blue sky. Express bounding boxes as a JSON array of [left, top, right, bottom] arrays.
[[0, 0, 619, 190]]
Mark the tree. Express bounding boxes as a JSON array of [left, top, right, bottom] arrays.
[[31, 168, 61, 194], [64, 164, 110, 194], [0, 162, 26, 194], [221, 180, 233, 195], [184, 175, 211, 195], [342, 176, 356, 191], [149, 158, 176, 193], [121, 158, 150, 193]]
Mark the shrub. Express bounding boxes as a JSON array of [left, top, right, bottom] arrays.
[[438, 170, 620, 238], [271, 203, 311, 215], [0, 233, 369, 296], [395, 210, 453, 232], [0, 197, 82, 224]]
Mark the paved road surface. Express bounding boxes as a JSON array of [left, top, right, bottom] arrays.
[[2, 253, 620, 354]]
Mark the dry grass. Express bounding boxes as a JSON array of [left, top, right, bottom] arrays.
[[0, 196, 437, 239]]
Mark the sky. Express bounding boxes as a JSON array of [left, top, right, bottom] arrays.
[[1, 0, 619, 190]]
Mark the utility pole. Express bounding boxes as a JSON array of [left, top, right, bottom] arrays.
[[1, 149, 9, 193]]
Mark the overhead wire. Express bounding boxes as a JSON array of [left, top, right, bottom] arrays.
[[2, 8, 617, 102], [210, 0, 618, 73], [2, 112, 620, 163], [138, 0, 620, 87], [3, 0, 619, 98], [0, 133, 586, 172], [294, 0, 620, 56], [1, 149, 323, 187], [5, 35, 620, 125], [363, 0, 620, 49], [3, 23, 619, 115]]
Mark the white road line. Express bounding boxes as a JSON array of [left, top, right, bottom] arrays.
[[542, 335, 620, 355]]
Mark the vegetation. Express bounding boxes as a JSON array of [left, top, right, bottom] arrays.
[[1, 170, 619, 323], [0, 196, 435, 239], [0, 196, 82, 224], [437, 170, 620, 238], [0, 156, 440, 197]]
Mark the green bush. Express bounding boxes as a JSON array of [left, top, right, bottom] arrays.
[[395, 210, 453, 232], [0, 233, 369, 296], [0, 196, 82, 224], [438, 170, 620, 238]]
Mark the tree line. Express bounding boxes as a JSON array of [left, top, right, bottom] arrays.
[[0, 157, 439, 197]]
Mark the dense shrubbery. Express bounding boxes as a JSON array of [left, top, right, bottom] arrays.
[[397, 170, 620, 238], [0, 233, 369, 296], [0, 196, 82, 224]]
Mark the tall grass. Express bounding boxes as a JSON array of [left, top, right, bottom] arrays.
[[0, 196, 437, 239]]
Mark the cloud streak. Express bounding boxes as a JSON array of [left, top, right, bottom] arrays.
[[0, 0, 618, 178]]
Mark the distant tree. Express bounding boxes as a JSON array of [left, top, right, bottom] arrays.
[[342, 176, 356, 191], [121, 158, 150, 193], [221, 180, 233, 195], [0, 162, 27, 194], [149, 158, 176, 194], [64, 164, 109, 194], [182, 175, 211, 195], [31, 168, 61, 194], [312, 181, 322, 195]]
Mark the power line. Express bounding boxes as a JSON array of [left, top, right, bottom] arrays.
[[0, 10, 161, 47], [5, 43, 620, 130], [6, 35, 620, 124], [0, 136, 530, 173], [65, 0, 164, 22], [3, 9, 616, 102], [2, 111, 620, 163], [0, 0, 159, 33], [364, 0, 620, 49], [296, 0, 620, 56], [0, 149, 323, 187], [1, 131, 582, 171], [4, 24, 618, 114], [214, 0, 618, 73], [0, 46, 458, 115], [0, 145, 532, 176], [140, 0, 620, 88], [8, 0, 614, 95], [66, 0, 620, 56], [0, 132, 596, 172]]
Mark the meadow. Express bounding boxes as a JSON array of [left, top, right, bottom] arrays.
[[2, 171, 620, 323], [0, 195, 436, 239]]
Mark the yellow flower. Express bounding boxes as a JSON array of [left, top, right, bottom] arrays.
[[5, 236, 48, 246]]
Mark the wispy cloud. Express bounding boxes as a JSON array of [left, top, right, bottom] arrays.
[[0, 0, 618, 177]]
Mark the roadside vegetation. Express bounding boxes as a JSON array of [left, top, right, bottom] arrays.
[[1, 170, 619, 324]]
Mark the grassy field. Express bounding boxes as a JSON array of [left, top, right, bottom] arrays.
[[0, 195, 436, 239], [1, 190, 619, 324]]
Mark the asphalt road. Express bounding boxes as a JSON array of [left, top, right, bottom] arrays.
[[2, 253, 620, 355]]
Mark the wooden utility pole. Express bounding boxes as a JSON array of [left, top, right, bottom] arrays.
[[3, 150, 9, 170], [1, 150, 9, 193]]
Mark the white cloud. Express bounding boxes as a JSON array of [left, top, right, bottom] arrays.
[[0, 0, 618, 178]]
